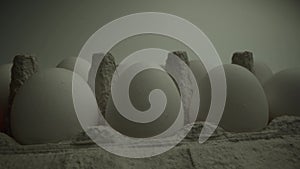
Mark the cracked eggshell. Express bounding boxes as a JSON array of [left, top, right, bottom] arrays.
[[56, 57, 91, 81], [263, 68, 300, 120], [198, 64, 269, 132], [105, 66, 184, 138], [11, 68, 100, 144]]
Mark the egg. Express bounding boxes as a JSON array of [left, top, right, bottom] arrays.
[[56, 57, 91, 81], [105, 65, 184, 138], [0, 106, 3, 131], [198, 64, 269, 132], [0, 64, 12, 131], [189, 60, 208, 86], [263, 68, 300, 120], [11, 68, 100, 144], [188, 59, 210, 122], [253, 62, 273, 85]]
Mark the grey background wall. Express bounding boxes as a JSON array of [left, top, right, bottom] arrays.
[[0, 0, 299, 72]]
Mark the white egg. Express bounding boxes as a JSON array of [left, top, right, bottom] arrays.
[[56, 57, 91, 81], [189, 60, 207, 83], [0, 64, 12, 130], [263, 68, 300, 120], [198, 64, 269, 132], [188, 60, 210, 122], [253, 62, 273, 85], [105, 67, 184, 138], [0, 64, 12, 108], [11, 68, 100, 144]]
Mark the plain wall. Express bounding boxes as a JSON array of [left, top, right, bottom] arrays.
[[0, 0, 299, 72]]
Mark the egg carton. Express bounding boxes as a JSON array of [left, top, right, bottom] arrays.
[[0, 115, 298, 155]]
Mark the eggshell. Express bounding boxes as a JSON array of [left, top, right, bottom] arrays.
[[263, 68, 300, 119], [57, 57, 90, 81], [0, 64, 12, 131], [105, 67, 184, 138], [189, 60, 207, 83], [11, 68, 100, 144], [253, 62, 273, 85], [198, 64, 269, 132]]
